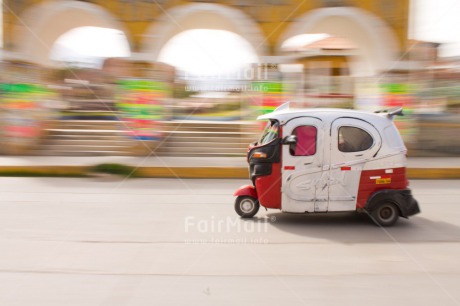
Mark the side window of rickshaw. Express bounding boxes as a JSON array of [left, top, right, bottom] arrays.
[[259, 121, 279, 145], [290, 125, 317, 156], [338, 126, 373, 152]]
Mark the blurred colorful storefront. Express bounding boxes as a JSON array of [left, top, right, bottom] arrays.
[[115, 79, 166, 141], [0, 61, 58, 154], [250, 81, 285, 116], [380, 82, 417, 143]]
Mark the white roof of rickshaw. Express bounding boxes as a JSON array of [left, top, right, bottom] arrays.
[[257, 102, 400, 126]]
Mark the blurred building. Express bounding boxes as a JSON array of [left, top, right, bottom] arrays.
[[3, 0, 409, 74], [2, 0, 411, 111], [2, 0, 458, 157]]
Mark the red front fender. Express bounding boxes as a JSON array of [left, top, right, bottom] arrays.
[[233, 185, 258, 199]]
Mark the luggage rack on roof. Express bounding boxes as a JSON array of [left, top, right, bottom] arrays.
[[374, 107, 404, 118]]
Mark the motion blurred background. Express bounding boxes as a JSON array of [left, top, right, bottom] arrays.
[[0, 0, 458, 157]]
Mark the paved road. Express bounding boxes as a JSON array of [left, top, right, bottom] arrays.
[[0, 178, 459, 306]]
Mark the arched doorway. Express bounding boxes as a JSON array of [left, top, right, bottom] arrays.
[[153, 28, 260, 121], [278, 7, 400, 76], [141, 3, 268, 61], [141, 4, 264, 121], [12, 0, 131, 67], [158, 29, 259, 90], [277, 6, 401, 110], [50, 26, 130, 68]]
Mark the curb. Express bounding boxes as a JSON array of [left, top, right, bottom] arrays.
[[0, 166, 459, 179], [0, 166, 249, 179], [0, 166, 88, 177], [407, 168, 460, 180], [134, 167, 248, 178]]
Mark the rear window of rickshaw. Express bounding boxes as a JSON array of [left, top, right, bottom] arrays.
[[338, 126, 374, 152], [259, 121, 279, 145]]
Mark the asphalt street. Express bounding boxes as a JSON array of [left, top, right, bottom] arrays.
[[0, 178, 459, 306]]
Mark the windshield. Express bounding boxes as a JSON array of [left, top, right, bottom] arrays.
[[259, 120, 279, 145]]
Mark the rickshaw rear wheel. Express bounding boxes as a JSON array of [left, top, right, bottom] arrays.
[[370, 201, 400, 227], [235, 196, 260, 218]]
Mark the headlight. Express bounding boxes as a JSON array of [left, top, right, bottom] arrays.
[[252, 152, 267, 159]]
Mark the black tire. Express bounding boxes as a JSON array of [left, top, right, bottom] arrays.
[[235, 196, 260, 218], [370, 201, 400, 227]]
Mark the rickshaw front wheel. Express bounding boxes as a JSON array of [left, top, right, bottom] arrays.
[[235, 196, 260, 218], [370, 202, 400, 227]]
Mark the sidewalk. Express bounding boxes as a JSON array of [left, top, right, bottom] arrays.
[[0, 156, 459, 179]]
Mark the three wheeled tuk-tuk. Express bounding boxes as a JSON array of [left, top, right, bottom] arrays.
[[234, 103, 420, 226]]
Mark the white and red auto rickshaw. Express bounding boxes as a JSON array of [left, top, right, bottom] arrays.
[[234, 103, 420, 226]]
